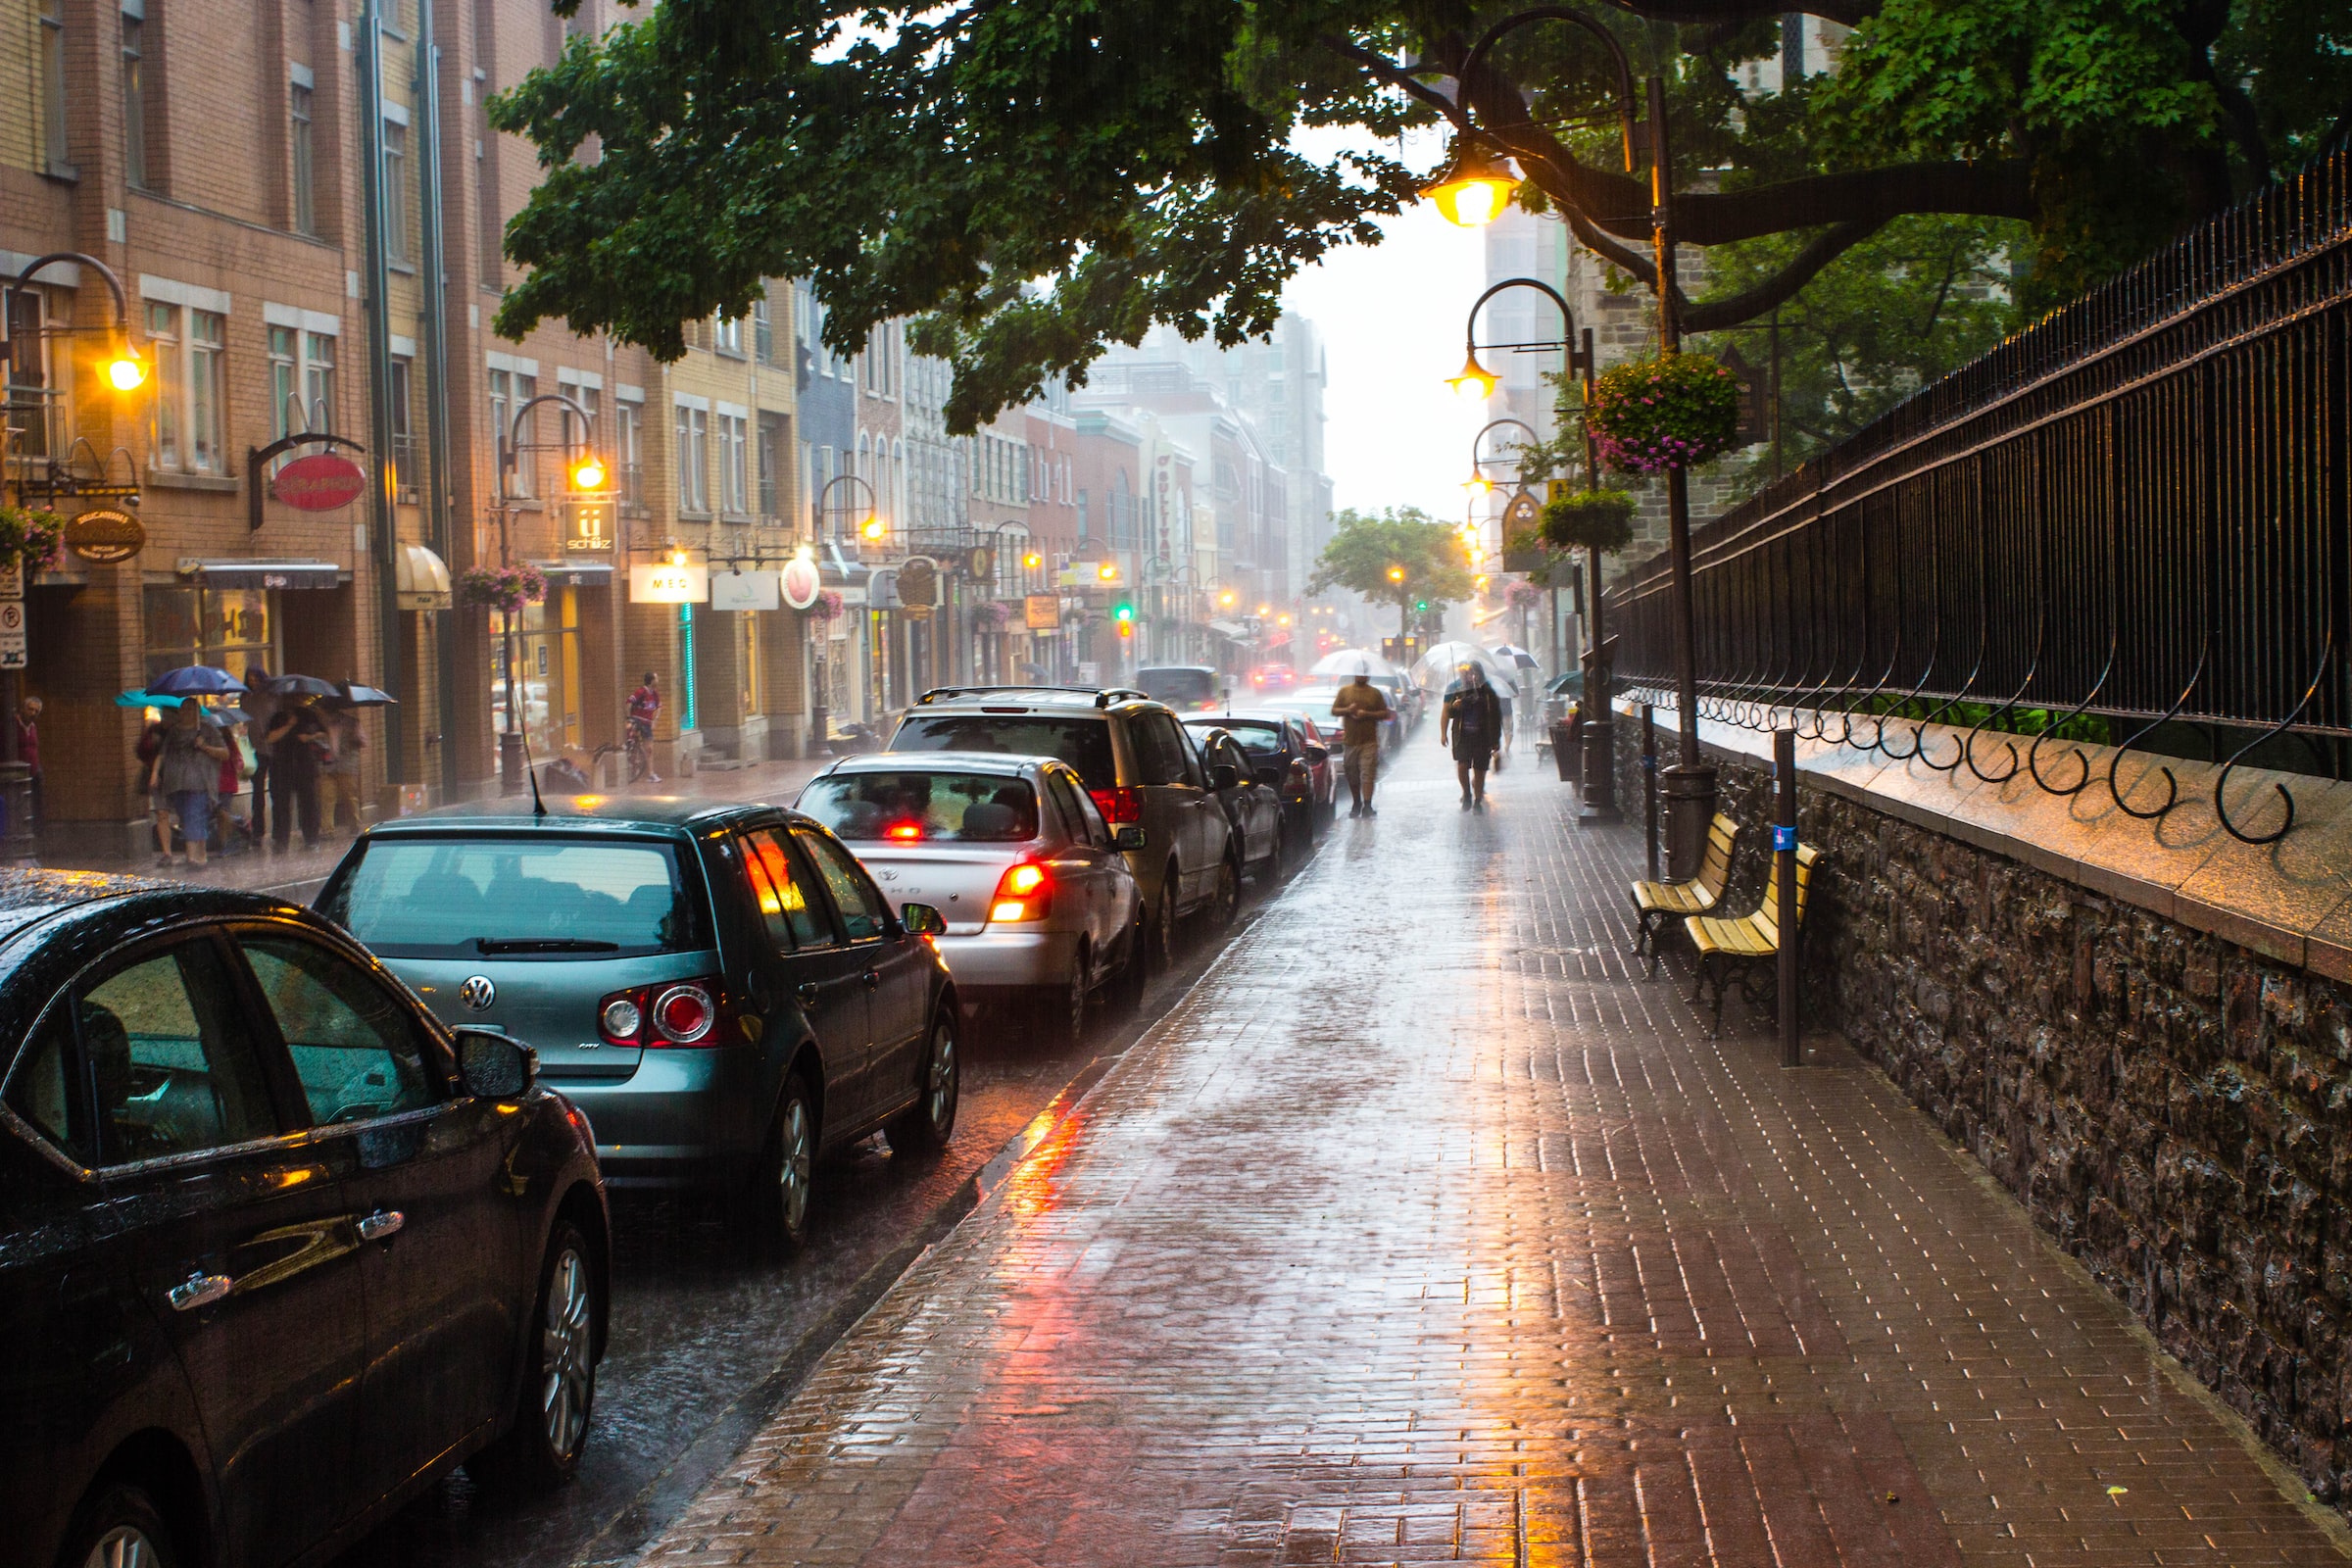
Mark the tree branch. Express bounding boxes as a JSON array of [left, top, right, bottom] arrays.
[[1315, 35, 1470, 134], [1683, 220, 1885, 331], [1600, 0, 1880, 25]]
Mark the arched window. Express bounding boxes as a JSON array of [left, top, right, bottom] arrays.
[[893, 439, 906, 529]]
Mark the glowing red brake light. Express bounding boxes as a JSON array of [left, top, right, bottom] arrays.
[[885, 821, 924, 841], [1090, 787, 1143, 825], [988, 861, 1053, 922]]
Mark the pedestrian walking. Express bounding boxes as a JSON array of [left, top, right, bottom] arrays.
[[243, 665, 279, 846], [263, 699, 329, 851], [1493, 684, 1513, 772], [216, 715, 257, 854], [16, 694, 42, 834], [1329, 671, 1393, 817], [1440, 662, 1502, 809], [318, 702, 367, 831], [628, 670, 663, 783], [149, 702, 229, 868], [135, 713, 172, 858]]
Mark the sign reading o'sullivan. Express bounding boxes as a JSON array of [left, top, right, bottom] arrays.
[[271, 452, 368, 512]]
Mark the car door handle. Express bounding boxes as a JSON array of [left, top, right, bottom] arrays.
[[357, 1208, 405, 1244], [861, 969, 880, 991], [168, 1271, 231, 1312], [796, 981, 821, 1006]]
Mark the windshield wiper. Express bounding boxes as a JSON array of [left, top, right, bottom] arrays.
[[474, 938, 621, 955]]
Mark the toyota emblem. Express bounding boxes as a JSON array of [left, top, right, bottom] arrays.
[[458, 975, 497, 1011]]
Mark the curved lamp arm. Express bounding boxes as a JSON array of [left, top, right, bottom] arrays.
[[1457, 7, 1639, 176]]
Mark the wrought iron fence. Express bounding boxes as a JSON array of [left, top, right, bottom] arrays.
[[1605, 147, 2352, 844]]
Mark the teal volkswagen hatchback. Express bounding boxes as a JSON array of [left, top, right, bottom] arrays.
[[317, 799, 960, 1245]]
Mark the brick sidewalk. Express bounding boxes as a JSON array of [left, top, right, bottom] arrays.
[[643, 746, 2351, 1567]]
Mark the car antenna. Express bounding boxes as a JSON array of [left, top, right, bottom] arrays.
[[517, 715, 548, 818]]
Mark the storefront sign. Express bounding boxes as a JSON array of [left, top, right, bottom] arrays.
[[271, 452, 368, 513], [963, 545, 995, 581], [1502, 489, 1543, 532], [628, 562, 709, 604], [563, 503, 614, 553], [781, 556, 821, 611], [897, 556, 938, 607], [66, 507, 146, 564], [903, 604, 933, 621], [710, 569, 780, 612], [1024, 594, 1059, 630]]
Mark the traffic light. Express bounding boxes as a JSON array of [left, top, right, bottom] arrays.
[[1414, 599, 1430, 613], [1113, 601, 1135, 637]]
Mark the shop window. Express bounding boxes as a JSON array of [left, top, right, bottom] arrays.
[[144, 586, 277, 685]]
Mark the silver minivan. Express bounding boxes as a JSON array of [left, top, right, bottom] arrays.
[[796, 753, 1144, 1041], [887, 687, 1241, 972]]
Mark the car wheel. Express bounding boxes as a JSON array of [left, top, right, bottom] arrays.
[[1150, 875, 1179, 972], [1112, 917, 1151, 1013], [1038, 946, 1088, 1047], [751, 1075, 818, 1249], [886, 1014, 959, 1154], [1208, 856, 1240, 930], [62, 1484, 178, 1568], [1260, 818, 1286, 881], [469, 1219, 598, 1491]]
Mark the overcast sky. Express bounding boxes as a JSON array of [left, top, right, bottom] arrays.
[[1280, 126, 1490, 527]]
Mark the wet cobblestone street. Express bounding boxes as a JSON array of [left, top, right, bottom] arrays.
[[641, 744, 2352, 1567]]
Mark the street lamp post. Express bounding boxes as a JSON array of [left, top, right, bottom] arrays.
[[1446, 11, 1705, 867], [0, 252, 148, 857], [809, 472, 880, 747], [493, 391, 606, 794]]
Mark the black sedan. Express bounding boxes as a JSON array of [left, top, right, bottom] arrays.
[[1189, 726, 1289, 880], [0, 873, 608, 1568]]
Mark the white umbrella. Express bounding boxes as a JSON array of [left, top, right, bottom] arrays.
[[1415, 642, 1518, 697], [1489, 644, 1543, 669], [1309, 647, 1397, 677]]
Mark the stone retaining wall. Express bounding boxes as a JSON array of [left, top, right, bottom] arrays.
[[1612, 707, 2352, 1511]]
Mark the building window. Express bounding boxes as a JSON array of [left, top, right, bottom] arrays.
[[144, 587, 277, 687], [388, 356, 416, 500], [616, 400, 643, 505], [290, 82, 316, 234], [147, 304, 226, 474], [738, 611, 762, 714], [121, 7, 150, 190], [269, 326, 338, 437], [718, 413, 748, 514], [37, 0, 68, 176], [713, 313, 743, 357], [305, 331, 336, 433], [382, 121, 412, 265], [674, 405, 708, 513], [753, 297, 774, 366]]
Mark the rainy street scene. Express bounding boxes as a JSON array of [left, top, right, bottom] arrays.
[[12, 3, 2352, 1566]]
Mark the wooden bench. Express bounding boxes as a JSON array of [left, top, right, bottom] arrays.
[[1628, 812, 1741, 976], [1685, 842, 1821, 1038]]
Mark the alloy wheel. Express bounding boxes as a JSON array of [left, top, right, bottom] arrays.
[[1212, 858, 1239, 928], [926, 1022, 959, 1134], [83, 1528, 159, 1568], [541, 1245, 595, 1461], [1062, 958, 1089, 1044], [777, 1094, 813, 1234], [1154, 882, 1178, 970]]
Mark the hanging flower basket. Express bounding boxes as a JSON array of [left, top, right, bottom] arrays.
[[1540, 489, 1639, 555], [808, 589, 846, 622], [0, 505, 67, 577], [457, 564, 548, 613], [975, 599, 1013, 630], [1504, 579, 1545, 611], [1585, 353, 1741, 473]]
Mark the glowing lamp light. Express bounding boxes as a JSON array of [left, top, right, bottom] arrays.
[[1428, 145, 1518, 228], [860, 514, 886, 541], [1097, 562, 1119, 581], [1218, 591, 1237, 607], [1447, 349, 1497, 403], [105, 348, 148, 391], [885, 821, 924, 842], [569, 454, 608, 491], [1023, 551, 1043, 569], [1386, 566, 1405, 585], [1463, 474, 1494, 497], [666, 545, 690, 567]]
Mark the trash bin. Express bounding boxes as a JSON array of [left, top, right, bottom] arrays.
[[1551, 721, 1579, 782]]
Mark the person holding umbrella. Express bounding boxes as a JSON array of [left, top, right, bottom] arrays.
[[1440, 662, 1503, 810], [150, 701, 230, 867], [1329, 669, 1394, 817], [263, 699, 331, 852], [243, 665, 279, 846]]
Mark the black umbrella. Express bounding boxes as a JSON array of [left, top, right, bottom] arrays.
[[268, 673, 341, 698], [147, 664, 247, 697], [338, 683, 398, 707]]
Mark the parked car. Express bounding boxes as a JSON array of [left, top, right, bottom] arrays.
[[1134, 664, 1225, 712], [0, 873, 607, 1568], [1183, 710, 1333, 838], [1262, 710, 1343, 821], [316, 799, 959, 1248], [1188, 726, 1289, 881], [795, 755, 1146, 1043], [889, 687, 1241, 972]]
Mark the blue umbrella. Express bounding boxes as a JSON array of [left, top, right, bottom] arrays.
[[146, 665, 247, 697], [116, 689, 187, 709]]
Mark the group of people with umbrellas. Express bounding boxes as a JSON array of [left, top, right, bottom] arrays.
[[123, 665, 393, 866], [1306, 638, 1545, 812]]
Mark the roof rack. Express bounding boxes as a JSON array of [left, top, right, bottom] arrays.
[[913, 684, 1102, 706], [1094, 688, 1152, 708]]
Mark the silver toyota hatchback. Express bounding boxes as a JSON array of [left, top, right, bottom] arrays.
[[795, 753, 1146, 1043]]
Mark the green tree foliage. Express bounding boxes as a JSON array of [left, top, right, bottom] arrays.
[[489, 0, 2352, 432], [1308, 508, 1474, 621]]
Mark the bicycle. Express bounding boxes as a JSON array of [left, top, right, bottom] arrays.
[[590, 721, 654, 785]]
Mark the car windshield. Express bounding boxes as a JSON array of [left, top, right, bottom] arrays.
[[891, 714, 1118, 789], [1187, 718, 1285, 758], [800, 771, 1040, 843], [319, 836, 706, 957], [1135, 668, 1218, 708]]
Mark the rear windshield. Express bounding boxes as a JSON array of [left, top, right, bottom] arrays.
[[800, 771, 1040, 843], [891, 714, 1117, 789], [1186, 718, 1285, 757], [1136, 668, 1218, 707], [319, 836, 706, 958]]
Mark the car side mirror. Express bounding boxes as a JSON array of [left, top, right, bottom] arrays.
[[901, 902, 947, 937], [456, 1028, 536, 1100], [1207, 762, 1240, 792], [1303, 744, 1329, 764], [1113, 824, 1148, 851]]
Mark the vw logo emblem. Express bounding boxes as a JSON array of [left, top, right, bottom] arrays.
[[458, 975, 497, 1012]]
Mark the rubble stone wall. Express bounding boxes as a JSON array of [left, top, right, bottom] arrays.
[[1613, 714, 2352, 1512]]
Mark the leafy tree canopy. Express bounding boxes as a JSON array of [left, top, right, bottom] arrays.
[[1309, 507, 1475, 613], [491, 0, 2352, 433]]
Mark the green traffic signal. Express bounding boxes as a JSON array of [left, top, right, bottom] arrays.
[[1414, 599, 1429, 612], [1113, 602, 1135, 622]]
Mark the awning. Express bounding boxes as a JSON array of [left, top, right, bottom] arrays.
[[395, 543, 452, 610], [179, 559, 345, 591], [1209, 618, 1250, 639], [536, 561, 612, 590]]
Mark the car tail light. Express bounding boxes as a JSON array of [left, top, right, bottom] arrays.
[[989, 861, 1053, 923], [884, 820, 925, 842], [600, 977, 728, 1047], [1090, 787, 1143, 825]]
